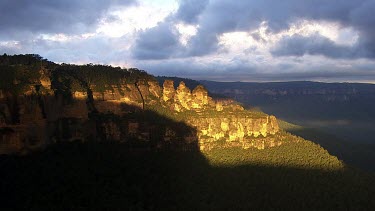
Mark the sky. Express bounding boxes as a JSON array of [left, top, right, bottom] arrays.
[[1, 0, 375, 82]]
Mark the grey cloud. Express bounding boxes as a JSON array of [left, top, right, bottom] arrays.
[[2, 0, 375, 83], [201, 0, 356, 53], [132, 0, 210, 58], [175, 0, 209, 24], [169, 0, 375, 59], [349, 0, 375, 58], [0, 0, 136, 38], [271, 33, 360, 59], [132, 22, 184, 60], [185, 1, 263, 56], [250, 32, 265, 42], [187, 29, 219, 56]]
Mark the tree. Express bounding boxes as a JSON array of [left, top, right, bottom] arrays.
[[128, 68, 151, 110]]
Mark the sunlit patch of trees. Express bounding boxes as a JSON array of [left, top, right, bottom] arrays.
[[205, 131, 344, 171], [0, 54, 153, 93]]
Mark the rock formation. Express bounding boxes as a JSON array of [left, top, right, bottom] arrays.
[[0, 56, 282, 154], [185, 113, 279, 150], [191, 85, 212, 109], [162, 80, 175, 102], [174, 81, 192, 111]]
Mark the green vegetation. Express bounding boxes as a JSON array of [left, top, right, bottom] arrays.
[[0, 61, 41, 95], [52, 64, 152, 93], [279, 120, 375, 172], [0, 54, 153, 95], [1, 140, 374, 210], [205, 131, 344, 170]]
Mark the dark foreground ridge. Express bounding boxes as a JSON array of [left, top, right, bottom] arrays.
[[1, 141, 375, 210]]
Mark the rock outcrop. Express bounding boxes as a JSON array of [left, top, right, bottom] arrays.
[[174, 82, 192, 111], [191, 85, 212, 109], [162, 80, 175, 102], [185, 113, 279, 150], [187, 115, 279, 140], [0, 57, 281, 154], [162, 80, 222, 113]]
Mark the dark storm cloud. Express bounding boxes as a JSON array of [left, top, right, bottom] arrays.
[[132, 22, 184, 60], [135, 0, 375, 59], [271, 33, 360, 59], [0, 0, 136, 38]]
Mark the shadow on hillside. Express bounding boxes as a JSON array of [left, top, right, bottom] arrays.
[[286, 127, 375, 172], [1, 141, 375, 210], [0, 99, 199, 153], [0, 102, 375, 210]]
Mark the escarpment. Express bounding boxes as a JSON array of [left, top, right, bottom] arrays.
[[0, 54, 282, 154]]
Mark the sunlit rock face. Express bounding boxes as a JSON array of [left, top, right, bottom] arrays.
[[175, 81, 192, 111], [162, 80, 175, 102], [216, 101, 223, 111], [186, 113, 279, 150], [165, 83, 223, 112], [148, 80, 162, 99], [192, 85, 212, 109], [0, 60, 281, 154], [39, 69, 52, 90], [89, 79, 163, 112]]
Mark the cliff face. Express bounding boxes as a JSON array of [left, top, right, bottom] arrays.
[[0, 59, 281, 154], [0, 69, 54, 154], [156, 80, 280, 150], [187, 115, 279, 140], [185, 113, 279, 150]]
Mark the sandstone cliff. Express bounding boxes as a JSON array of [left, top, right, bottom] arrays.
[[0, 55, 281, 154]]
